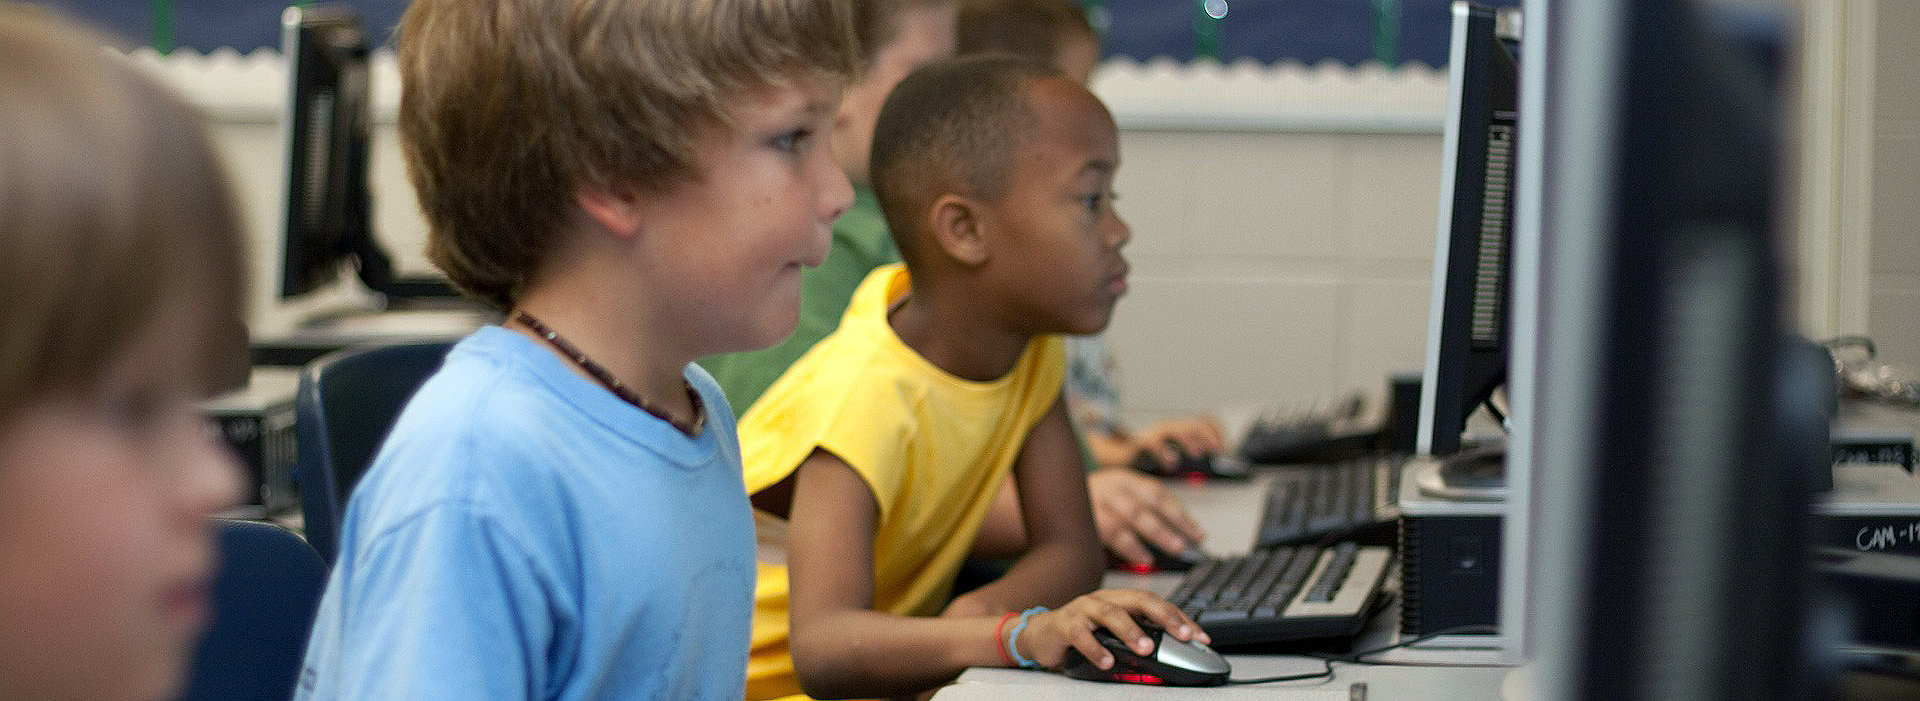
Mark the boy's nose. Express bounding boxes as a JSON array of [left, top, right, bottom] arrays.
[[187, 426, 248, 514], [1108, 212, 1132, 248], [820, 159, 854, 225]]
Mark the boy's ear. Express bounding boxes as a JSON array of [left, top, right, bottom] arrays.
[[573, 185, 646, 240], [929, 194, 990, 266]]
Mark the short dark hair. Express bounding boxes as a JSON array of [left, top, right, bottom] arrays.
[[856, 0, 958, 69], [956, 0, 1095, 64], [869, 54, 1062, 264]]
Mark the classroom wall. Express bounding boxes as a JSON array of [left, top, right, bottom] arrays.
[[140, 52, 1451, 425], [136, 0, 1913, 428], [1091, 61, 1448, 425], [1794, 0, 1920, 397], [1862, 1, 1920, 380]]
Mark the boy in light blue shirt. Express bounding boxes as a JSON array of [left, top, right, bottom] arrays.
[[293, 0, 861, 698], [298, 329, 752, 699]]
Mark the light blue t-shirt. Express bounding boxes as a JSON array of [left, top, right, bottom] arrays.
[[294, 326, 755, 701]]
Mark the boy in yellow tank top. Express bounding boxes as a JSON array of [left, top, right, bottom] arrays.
[[739, 55, 1208, 700]]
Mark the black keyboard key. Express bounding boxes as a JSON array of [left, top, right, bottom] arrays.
[[1306, 543, 1360, 602], [1198, 605, 1255, 622]]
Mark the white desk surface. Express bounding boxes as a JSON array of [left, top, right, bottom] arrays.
[[930, 469, 1517, 700], [936, 663, 1511, 700]]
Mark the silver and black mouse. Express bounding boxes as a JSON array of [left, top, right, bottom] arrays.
[[1059, 625, 1230, 687]]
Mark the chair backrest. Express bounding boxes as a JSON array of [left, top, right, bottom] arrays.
[[294, 340, 453, 562], [177, 519, 327, 701]]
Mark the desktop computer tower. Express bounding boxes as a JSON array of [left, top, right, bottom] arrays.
[[1397, 456, 1504, 638], [1819, 402, 1920, 552], [1819, 460, 1920, 556], [1392, 445, 1918, 642], [1817, 458, 1920, 658], [204, 367, 300, 516], [1819, 402, 1920, 558]]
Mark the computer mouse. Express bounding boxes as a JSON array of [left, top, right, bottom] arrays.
[[1111, 542, 1208, 573], [1130, 444, 1222, 479], [1059, 625, 1230, 687]]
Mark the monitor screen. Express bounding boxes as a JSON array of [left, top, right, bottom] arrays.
[[1416, 1, 1522, 458], [278, 5, 393, 301], [1516, 0, 1821, 696]]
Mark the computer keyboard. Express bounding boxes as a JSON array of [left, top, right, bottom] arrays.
[[1165, 541, 1394, 646], [1256, 453, 1406, 548], [1238, 391, 1384, 464]]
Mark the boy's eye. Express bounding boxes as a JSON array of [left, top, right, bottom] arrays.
[[100, 384, 199, 435], [1081, 190, 1118, 211], [105, 390, 165, 430], [772, 128, 812, 153]]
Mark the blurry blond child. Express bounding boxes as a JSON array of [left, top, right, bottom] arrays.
[[0, 6, 248, 701], [292, 0, 859, 698], [740, 55, 1208, 700]]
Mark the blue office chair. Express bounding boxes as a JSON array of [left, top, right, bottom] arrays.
[[177, 519, 327, 701], [294, 340, 454, 562]]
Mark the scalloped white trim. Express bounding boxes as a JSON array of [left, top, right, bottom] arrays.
[[125, 46, 401, 123], [1093, 56, 1446, 132]]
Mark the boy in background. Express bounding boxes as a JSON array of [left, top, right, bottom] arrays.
[[0, 7, 248, 701], [957, 0, 1100, 83], [705, 0, 1205, 569], [741, 55, 1208, 700], [293, 0, 858, 698]]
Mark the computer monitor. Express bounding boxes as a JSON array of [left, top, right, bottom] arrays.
[[1416, 1, 1521, 458], [1515, 0, 1822, 697], [278, 4, 396, 304]]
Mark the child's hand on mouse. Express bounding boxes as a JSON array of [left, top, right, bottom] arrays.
[[1132, 417, 1225, 470], [1012, 589, 1208, 670]]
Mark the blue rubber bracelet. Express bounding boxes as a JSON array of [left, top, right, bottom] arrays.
[[1007, 606, 1049, 669]]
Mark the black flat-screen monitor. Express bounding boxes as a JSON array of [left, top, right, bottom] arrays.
[[279, 4, 395, 302], [1416, 1, 1521, 458], [1518, 0, 1822, 697]]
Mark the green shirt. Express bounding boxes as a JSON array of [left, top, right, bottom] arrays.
[[699, 185, 898, 413]]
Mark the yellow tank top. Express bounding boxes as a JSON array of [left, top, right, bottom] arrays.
[[738, 264, 1064, 700]]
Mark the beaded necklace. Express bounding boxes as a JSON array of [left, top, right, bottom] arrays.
[[514, 311, 704, 436]]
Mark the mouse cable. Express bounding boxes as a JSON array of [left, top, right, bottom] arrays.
[[1222, 625, 1499, 686], [1318, 624, 1500, 664]]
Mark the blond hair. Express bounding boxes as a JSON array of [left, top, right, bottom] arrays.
[[396, 0, 861, 311], [0, 6, 248, 419]]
